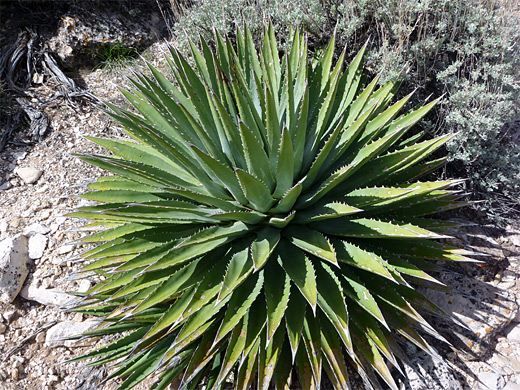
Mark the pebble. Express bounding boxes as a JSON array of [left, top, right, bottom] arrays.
[[14, 167, 43, 184], [3, 310, 15, 322], [0, 323, 6, 334], [28, 233, 48, 259], [58, 244, 74, 254], [0, 181, 11, 190], [0, 219, 7, 233], [23, 223, 51, 236]]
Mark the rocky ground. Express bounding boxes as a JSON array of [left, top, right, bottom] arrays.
[[1, 2, 520, 390]]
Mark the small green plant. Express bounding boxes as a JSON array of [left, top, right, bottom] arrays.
[[92, 41, 140, 70], [70, 25, 473, 390]]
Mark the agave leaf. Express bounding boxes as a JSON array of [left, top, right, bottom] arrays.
[[236, 336, 260, 390], [251, 226, 281, 271], [258, 325, 285, 390], [340, 271, 387, 328], [215, 318, 247, 387], [284, 225, 337, 266], [274, 338, 293, 389], [217, 243, 254, 303], [242, 296, 267, 361], [189, 145, 248, 205], [264, 261, 291, 342], [317, 218, 445, 239], [295, 202, 361, 222], [235, 169, 275, 213], [273, 127, 295, 198], [284, 286, 307, 360], [351, 324, 399, 390], [215, 270, 264, 343], [320, 317, 350, 389], [238, 121, 273, 189], [270, 180, 303, 214], [295, 342, 317, 390], [277, 242, 317, 312], [268, 210, 296, 228], [334, 240, 396, 282]]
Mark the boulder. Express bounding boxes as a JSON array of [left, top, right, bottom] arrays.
[[45, 3, 166, 69]]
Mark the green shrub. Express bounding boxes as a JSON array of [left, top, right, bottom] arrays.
[[173, 0, 520, 222], [70, 25, 474, 390]]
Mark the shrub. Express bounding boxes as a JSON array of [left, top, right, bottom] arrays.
[[173, 0, 520, 222], [70, 25, 473, 389]]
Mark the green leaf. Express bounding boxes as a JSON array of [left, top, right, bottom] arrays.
[[251, 227, 281, 270], [277, 242, 317, 312], [284, 225, 337, 266], [273, 127, 295, 198], [264, 261, 291, 342], [235, 169, 275, 212]]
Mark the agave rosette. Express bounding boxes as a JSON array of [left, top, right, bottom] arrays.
[[70, 25, 473, 390]]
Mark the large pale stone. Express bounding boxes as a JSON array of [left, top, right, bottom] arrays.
[[14, 167, 43, 184], [400, 347, 462, 390], [19, 283, 76, 307], [0, 235, 31, 303], [45, 320, 100, 346]]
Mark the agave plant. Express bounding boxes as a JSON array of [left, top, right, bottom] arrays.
[[69, 25, 474, 390]]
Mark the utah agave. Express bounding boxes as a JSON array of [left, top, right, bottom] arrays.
[[70, 25, 474, 390]]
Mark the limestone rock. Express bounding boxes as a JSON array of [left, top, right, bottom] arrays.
[[421, 272, 518, 357], [400, 348, 462, 390], [19, 284, 76, 307], [23, 223, 50, 237], [506, 324, 520, 343], [14, 167, 43, 184], [28, 233, 48, 259], [46, 4, 165, 69], [45, 320, 100, 346], [58, 244, 75, 255], [0, 235, 31, 303], [478, 371, 504, 390]]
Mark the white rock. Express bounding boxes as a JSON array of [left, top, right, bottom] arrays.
[[478, 371, 501, 390], [421, 272, 518, 357], [401, 348, 462, 390], [3, 310, 15, 322], [28, 234, 48, 259], [19, 284, 76, 307], [23, 223, 51, 236], [78, 279, 92, 293], [503, 381, 520, 390], [14, 167, 43, 184], [45, 320, 99, 346], [507, 324, 520, 343], [58, 244, 75, 254], [0, 219, 7, 233], [12, 151, 27, 161], [0, 235, 31, 303]]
